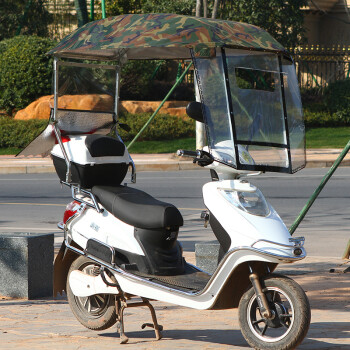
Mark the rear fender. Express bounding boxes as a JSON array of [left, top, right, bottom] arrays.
[[53, 242, 79, 297]]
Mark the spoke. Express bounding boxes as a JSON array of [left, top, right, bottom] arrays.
[[280, 313, 293, 317], [82, 297, 88, 308], [261, 324, 268, 336], [252, 318, 265, 325], [272, 290, 277, 302], [87, 298, 92, 313]]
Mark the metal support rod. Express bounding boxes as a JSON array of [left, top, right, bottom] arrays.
[[90, 0, 94, 21], [101, 0, 106, 19], [290, 139, 350, 235], [127, 62, 192, 150]]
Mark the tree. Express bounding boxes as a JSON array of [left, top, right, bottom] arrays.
[[0, 0, 52, 41], [218, 0, 307, 48], [74, 0, 89, 27], [105, 0, 143, 17], [141, 0, 195, 15]]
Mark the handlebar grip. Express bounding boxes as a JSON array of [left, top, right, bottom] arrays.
[[177, 149, 199, 157]]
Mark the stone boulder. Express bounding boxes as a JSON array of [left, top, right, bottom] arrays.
[[14, 94, 114, 120], [14, 95, 189, 120]]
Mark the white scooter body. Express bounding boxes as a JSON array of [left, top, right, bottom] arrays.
[[66, 174, 305, 310]]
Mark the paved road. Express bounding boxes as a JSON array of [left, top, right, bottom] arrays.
[[0, 167, 349, 257]]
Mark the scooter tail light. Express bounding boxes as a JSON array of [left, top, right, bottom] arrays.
[[63, 200, 80, 224]]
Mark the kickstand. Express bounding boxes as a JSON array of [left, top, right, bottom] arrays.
[[140, 298, 163, 340], [116, 296, 163, 344]]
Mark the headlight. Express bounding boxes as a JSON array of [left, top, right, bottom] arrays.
[[220, 188, 270, 217]]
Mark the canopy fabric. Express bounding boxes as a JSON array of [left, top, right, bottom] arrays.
[[48, 13, 286, 60]]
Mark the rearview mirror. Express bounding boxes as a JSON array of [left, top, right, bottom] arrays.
[[186, 101, 204, 123]]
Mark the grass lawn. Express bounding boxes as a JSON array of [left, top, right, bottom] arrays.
[[0, 147, 21, 155], [306, 127, 350, 148], [1, 128, 350, 155], [126, 137, 196, 153]]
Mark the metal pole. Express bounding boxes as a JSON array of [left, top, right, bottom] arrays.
[[90, 0, 94, 21], [101, 0, 106, 19], [127, 62, 193, 150], [290, 139, 350, 235]]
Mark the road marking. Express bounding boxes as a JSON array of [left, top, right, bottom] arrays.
[[0, 202, 66, 207]]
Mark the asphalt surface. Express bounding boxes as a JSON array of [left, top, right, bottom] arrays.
[[0, 167, 349, 258], [0, 168, 349, 349]]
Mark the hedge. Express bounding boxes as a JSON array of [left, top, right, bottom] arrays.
[[0, 35, 55, 114], [117, 112, 195, 141], [0, 118, 48, 148], [0, 113, 195, 149]]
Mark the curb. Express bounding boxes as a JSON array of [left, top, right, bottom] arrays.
[[0, 157, 350, 175]]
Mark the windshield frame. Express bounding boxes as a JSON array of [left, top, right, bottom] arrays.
[[192, 47, 305, 174]]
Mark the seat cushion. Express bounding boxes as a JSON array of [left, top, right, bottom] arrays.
[[85, 134, 125, 157], [92, 185, 183, 229]]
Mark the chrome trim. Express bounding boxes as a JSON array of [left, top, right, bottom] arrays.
[[289, 237, 305, 247], [129, 160, 136, 183], [61, 182, 102, 213], [251, 239, 305, 249], [57, 221, 64, 230], [53, 123, 71, 183], [64, 239, 306, 299]]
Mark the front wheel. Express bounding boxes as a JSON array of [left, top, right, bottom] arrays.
[[238, 274, 310, 350]]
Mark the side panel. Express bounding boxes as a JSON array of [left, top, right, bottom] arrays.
[[68, 207, 145, 256]]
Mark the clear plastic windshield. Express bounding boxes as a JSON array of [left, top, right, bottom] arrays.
[[194, 49, 305, 173], [55, 62, 118, 113]]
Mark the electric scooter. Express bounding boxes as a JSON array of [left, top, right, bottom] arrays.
[[20, 14, 311, 349]]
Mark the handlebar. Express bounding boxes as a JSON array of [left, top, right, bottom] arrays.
[[176, 149, 200, 157], [177, 149, 214, 167]]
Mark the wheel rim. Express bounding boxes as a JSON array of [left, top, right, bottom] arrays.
[[247, 287, 295, 343], [74, 264, 112, 317]]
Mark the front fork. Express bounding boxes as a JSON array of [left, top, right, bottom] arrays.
[[249, 266, 273, 319]]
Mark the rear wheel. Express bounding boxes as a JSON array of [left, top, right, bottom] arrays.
[[67, 256, 117, 331], [238, 274, 310, 350]]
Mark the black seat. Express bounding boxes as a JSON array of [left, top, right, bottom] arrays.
[[92, 185, 183, 229]]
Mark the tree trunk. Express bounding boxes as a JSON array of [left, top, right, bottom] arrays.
[[203, 0, 208, 18], [74, 0, 89, 27], [212, 0, 220, 19], [196, 0, 201, 17]]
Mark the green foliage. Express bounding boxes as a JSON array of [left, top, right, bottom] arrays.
[[117, 112, 195, 141], [324, 79, 350, 114], [120, 60, 164, 100], [0, 35, 56, 114], [106, 0, 143, 16], [0, 117, 47, 148], [220, 0, 307, 48], [141, 0, 195, 15], [0, 0, 53, 41]]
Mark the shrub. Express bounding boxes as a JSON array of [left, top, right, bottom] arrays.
[[0, 35, 56, 114], [324, 79, 350, 114], [117, 112, 195, 141], [0, 117, 47, 148]]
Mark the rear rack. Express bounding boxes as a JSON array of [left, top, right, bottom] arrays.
[[61, 181, 102, 213]]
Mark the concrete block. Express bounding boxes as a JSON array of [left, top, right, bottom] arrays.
[[195, 242, 221, 274], [0, 232, 54, 299]]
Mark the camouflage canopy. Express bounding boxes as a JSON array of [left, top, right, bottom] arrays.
[[48, 13, 286, 60]]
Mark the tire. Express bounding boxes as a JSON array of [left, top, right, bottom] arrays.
[[67, 255, 118, 331], [238, 274, 310, 350]]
